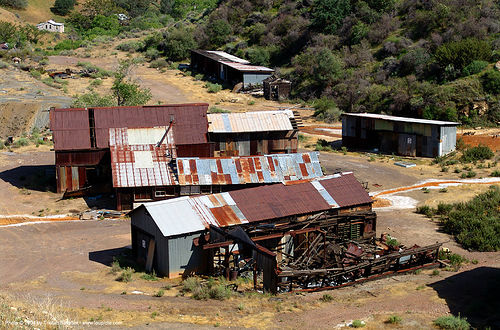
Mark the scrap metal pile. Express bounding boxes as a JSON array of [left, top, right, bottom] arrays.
[[199, 216, 442, 293], [276, 235, 442, 292]]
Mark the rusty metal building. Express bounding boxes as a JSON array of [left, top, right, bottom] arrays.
[[190, 50, 274, 87], [208, 111, 299, 156], [50, 103, 211, 194], [110, 125, 322, 210], [342, 113, 459, 157], [263, 76, 291, 101], [129, 172, 374, 278]]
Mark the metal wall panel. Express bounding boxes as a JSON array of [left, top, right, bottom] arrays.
[[440, 126, 457, 156], [168, 234, 203, 278]]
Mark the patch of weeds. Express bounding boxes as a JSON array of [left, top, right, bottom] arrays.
[[471, 259, 479, 265], [386, 315, 402, 324], [298, 134, 309, 143], [386, 235, 399, 248], [237, 303, 245, 311], [421, 187, 430, 193], [416, 284, 425, 290], [80, 287, 85, 290], [441, 166, 449, 172], [154, 289, 164, 297], [205, 82, 222, 93], [315, 139, 333, 152], [433, 315, 470, 329], [121, 291, 126, 295], [116, 267, 134, 282], [150, 311, 158, 319], [19, 187, 31, 195], [368, 156, 375, 162], [454, 168, 461, 173], [461, 145, 494, 163], [341, 146, 348, 155], [110, 259, 121, 274], [491, 170, 500, 177], [194, 73, 203, 81], [162, 284, 172, 290], [416, 205, 434, 217], [247, 100, 255, 105], [439, 188, 448, 193], [432, 269, 440, 276], [448, 253, 468, 269], [140, 270, 159, 281], [320, 294, 333, 302], [181, 277, 202, 293], [414, 269, 422, 275], [214, 322, 220, 327], [209, 106, 230, 113], [352, 319, 365, 327]]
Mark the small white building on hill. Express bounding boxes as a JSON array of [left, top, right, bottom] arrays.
[[37, 20, 64, 33]]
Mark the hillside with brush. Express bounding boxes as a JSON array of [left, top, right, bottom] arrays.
[[1, 0, 500, 126]]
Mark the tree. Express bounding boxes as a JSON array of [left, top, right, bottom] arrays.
[[51, 0, 76, 16], [159, 0, 173, 14], [311, 0, 351, 34], [0, 0, 28, 9], [205, 19, 232, 48], [112, 61, 152, 106], [159, 27, 197, 61], [71, 92, 116, 107], [435, 38, 492, 72], [0, 21, 17, 43]]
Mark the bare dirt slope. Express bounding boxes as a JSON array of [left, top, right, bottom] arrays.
[[0, 66, 72, 137]]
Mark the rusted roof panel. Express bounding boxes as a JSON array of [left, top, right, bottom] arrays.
[[50, 104, 209, 151], [132, 173, 371, 237], [318, 172, 373, 208], [109, 127, 176, 188], [176, 152, 322, 185], [208, 111, 294, 133]]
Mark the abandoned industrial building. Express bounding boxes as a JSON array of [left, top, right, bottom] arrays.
[[129, 172, 375, 278], [110, 122, 322, 209], [50, 103, 212, 195], [207, 110, 300, 156], [263, 75, 291, 101], [342, 113, 459, 157], [50, 104, 301, 208], [190, 50, 274, 87]]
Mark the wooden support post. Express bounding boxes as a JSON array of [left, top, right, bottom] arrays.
[[145, 239, 155, 273]]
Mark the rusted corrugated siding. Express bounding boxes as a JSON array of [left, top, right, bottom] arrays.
[[50, 109, 91, 150], [229, 181, 331, 222], [51, 104, 209, 151], [318, 173, 373, 208], [109, 127, 176, 188], [176, 152, 322, 185], [208, 111, 293, 133], [55, 150, 108, 166]]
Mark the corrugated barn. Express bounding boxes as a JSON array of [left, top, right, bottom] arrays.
[[208, 111, 299, 156], [190, 50, 274, 87], [342, 113, 459, 157], [50, 103, 211, 194], [129, 172, 374, 278]]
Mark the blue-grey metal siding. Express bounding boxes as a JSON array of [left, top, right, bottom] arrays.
[[167, 234, 203, 278], [440, 126, 457, 156], [243, 73, 272, 86]]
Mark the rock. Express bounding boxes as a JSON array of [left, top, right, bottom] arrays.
[[495, 61, 500, 71]]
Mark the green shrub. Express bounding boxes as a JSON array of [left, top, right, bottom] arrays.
[[434, 186, 500, 251], [0, 60, 8, 69], [209, 106, 230, 113], [149, 59, 168, 69], [439, 188, 448, 193], [352, 319, 365, 328], [461, 145, 494, 163], [436, 203, 452, 215], [462, 60, 488, 76], [110, 260, 121, 274], [205, 82, 222, 93], [154, 289, 164, 297], [116, 267, 134, 282], [491, 170, 500, 177], [182, 277, 202, 293], [313, 97, 342, 123], [315, 139, 333, 152], [433, 315, 470, 330], [386, 236, 399, 248], [481, 70, 500, 94], [416, 205, 434, 217], [140, 271, 158, 281], [386, 315, 402, 324], [435, 38, 491, 72], [13, 137, 29, 148], [207, 284, 233, 300], [320, 294, 333, 302], [54, 40, 81, 51], [116, 40, 145, 52], [30, 69, 41, 79]]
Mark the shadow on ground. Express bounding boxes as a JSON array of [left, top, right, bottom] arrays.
[[89, 246, 131, 267], [0, 165, 56, 192], [429, 267, 500, 329]]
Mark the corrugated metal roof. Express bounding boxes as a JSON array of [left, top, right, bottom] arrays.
[[206, 51, 250, 64], [110, 127, 176, 188], [220, 61, 274, 72], [131, 173, 373, 237], [342, 113, 460, 126], [208, 111, 294, 133], [177, 152, 323, 185], [50, 103, 209, 151]]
